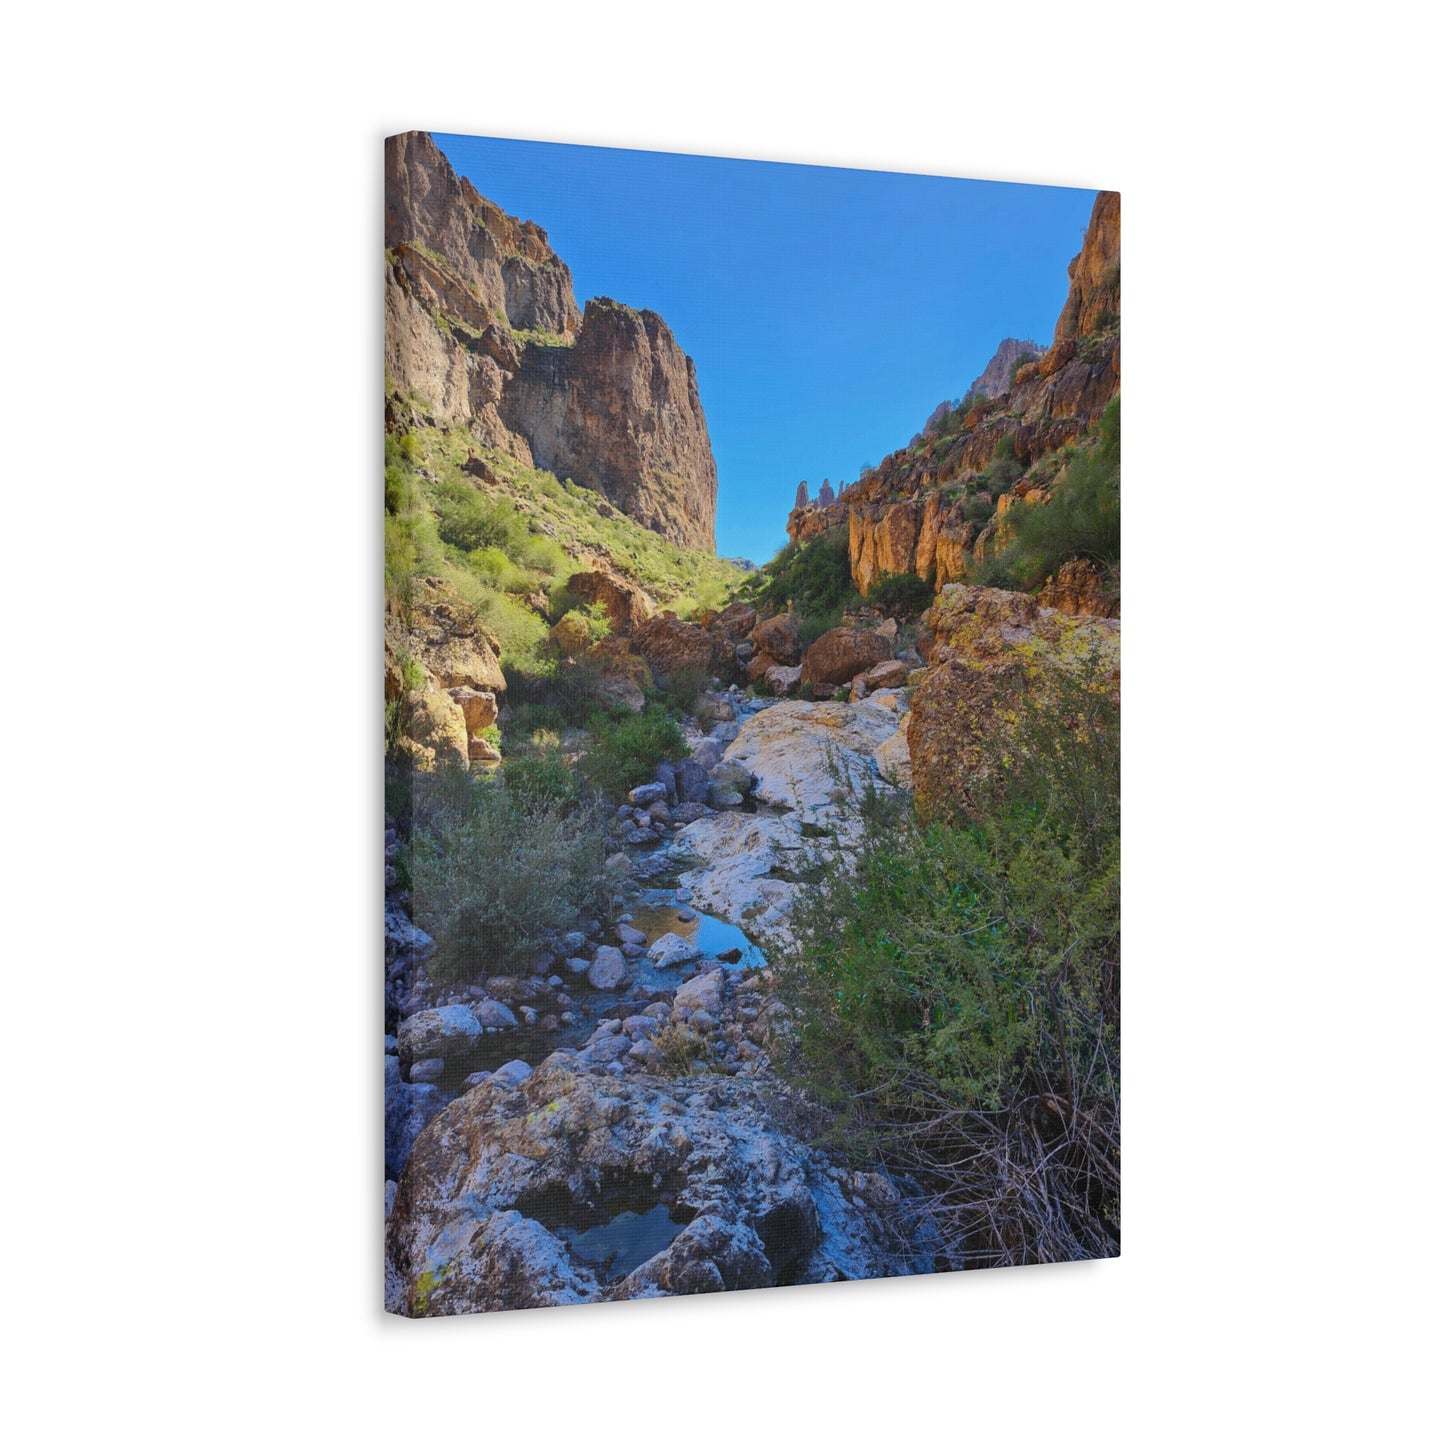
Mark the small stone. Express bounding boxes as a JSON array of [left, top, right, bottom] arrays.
[[564, 956, 591, 975], [628, 782, 667, 807], [490, 1059, 533, 1089], [616, 923, 647, 947], [561, 931, 586, 954], [676, 908, 697, 923], [547, 975, 563, 989], [473, 999, 519, 1030], [409, 1057, 445, 1084], [520, 1006, 538, 1026]]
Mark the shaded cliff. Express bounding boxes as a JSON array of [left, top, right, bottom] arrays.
[[384, 132, 718, 551], [786, 190, 1120, 605]]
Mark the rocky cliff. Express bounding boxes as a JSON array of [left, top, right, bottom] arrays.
[[385, 132, 718, 551], [786, 190, 1120, 601], [965, 337, 1045, 401]]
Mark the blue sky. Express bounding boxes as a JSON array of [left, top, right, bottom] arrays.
[[435, 133, 1098, 565]]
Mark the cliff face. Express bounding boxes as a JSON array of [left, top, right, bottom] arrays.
[[384, 132, 718, 551], [965, 337, 1045, 401], [500, 300, 718, 551], [787, 189, 1119, 598]]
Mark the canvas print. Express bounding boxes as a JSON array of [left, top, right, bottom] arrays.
[[383, 130, 1120, 1316]]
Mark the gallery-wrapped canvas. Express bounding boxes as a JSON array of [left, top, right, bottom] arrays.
[[383, 130, 1120, 1316]]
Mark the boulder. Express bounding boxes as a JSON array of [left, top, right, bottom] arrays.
[[566, 570, 655, 635], [863, 659, 908, 690], [408, 1057, 445, 1084], [800, 628, 892, 689], [747, 613, 802, 667], [587, 946, 631, 990], [397, 1005, 483, 1066], [908, 585, 1119, 823], [764, 664, 802, 697], [548, 612, 593, 657], [628, 782, 667, 807], [675, 758, 711, 805], [396, 689, 469, 771], [675, 968, 725, 1015], [446, 686, 498, 732], [384, 1080, 444, 1181], [473, 1000, 519, 1030], [468, 735, 502, 762], [713, 601, 758, 640], [633, 616, 714, 686], [648, 932, 702, 969], [489, 1059, 534, 1089]]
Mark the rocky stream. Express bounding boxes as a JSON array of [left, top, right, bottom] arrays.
[[384, 681, 935, 1314]]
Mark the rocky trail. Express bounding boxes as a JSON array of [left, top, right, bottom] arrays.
[[384, 680, 929, 1314]]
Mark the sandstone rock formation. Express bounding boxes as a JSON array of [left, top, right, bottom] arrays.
[[788, 190, 1120, 600], [800, 627, 893, 689], [385, 131, 718, 550], [565, 569, 654, 636], [907, 584, 1119, 822], [633, 616, 715, 686]]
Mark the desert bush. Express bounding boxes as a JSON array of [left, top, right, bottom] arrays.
[[405, 763, 610, 981], [583, 704, 687, 797], [754, 528, 859, 620], [774, 655, 1120, 1266], [1002, 399, 1120, 591], [864, 570, 935, 618], [432, 480, 528, 554], [663, 666, 709, 714]]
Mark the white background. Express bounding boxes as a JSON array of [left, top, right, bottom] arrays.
[[3, 3, 1439, 1440]]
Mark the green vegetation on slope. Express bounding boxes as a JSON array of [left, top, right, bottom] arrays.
[[385, 418, 742, 668], [739, 527, 860, 641], [967, 399, 1120, 599]]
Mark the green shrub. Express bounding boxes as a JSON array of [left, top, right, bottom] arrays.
[[502, 747, 582, 812], [664, 666, 709, 713], [1002, 399, 1120, 592], [583, 705, 686, 797], [406, 766, 610, 981], [432, 481, 528, 554], [774, 656, 1120, 1265], [797, 611, 843, 649], [962, 493, 995, 526], [864, 571, 935, 618], [754, 528, 859, 619]]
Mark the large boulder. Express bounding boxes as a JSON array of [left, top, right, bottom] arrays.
[[397, 1005, 483, 1066], [713, 601, 758, 641], [548, 612, 593, 656], [587, 946, 631, 990], [634, 616, 715, 686], [748, 613, 802, 667], [566, 570, 655, 636], [385, 1053, 911, 1315], [396, 689, 469, 770], [800, 628, 893, 689]]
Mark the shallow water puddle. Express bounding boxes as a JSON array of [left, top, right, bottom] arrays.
[[627, 897, 767, 970], [553, 1203, 691, 1283]]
